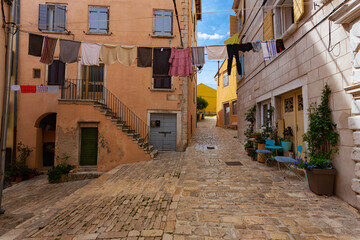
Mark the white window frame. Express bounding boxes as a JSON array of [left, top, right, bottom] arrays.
[[273, 0, 295, 39], [260, 100, 272, 128]]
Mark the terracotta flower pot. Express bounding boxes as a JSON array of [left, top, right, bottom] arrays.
[[306, 168, 336, 196], [251, 134, 259, 139], [15, 177, 22, 183]]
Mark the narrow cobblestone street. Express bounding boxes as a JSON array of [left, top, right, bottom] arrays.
[[1, 117, 360, 240]]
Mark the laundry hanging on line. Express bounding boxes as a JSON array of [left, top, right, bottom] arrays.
[[117, 45, 137, 67], [40, 37, 57, 65], [168, 47, 193, 77], [28, 33, 44, 57], [59, 39, 81, 63], [191, 47, 205, 66], [137, 47, 153, 68], [81, 42, 102, 66]]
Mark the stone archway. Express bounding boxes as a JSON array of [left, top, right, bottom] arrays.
[[35, 113, 57, 167]]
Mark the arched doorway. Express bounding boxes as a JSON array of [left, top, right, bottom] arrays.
[[36, 113, 56, 167]]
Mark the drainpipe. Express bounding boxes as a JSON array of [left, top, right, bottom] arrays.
[[0, 0, 16, 214], [13, 0, 19, 163]]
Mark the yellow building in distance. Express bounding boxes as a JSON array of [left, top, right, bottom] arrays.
[[197, 83, 217, 115], [215, 58, 242, 129]]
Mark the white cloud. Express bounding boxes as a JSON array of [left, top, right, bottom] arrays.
[[197, 32, 225, 40]]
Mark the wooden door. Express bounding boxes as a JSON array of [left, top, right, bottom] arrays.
[[280, 89, 304, 153], [82, 65, 104, 100], [224, 103, 230, 126], [80, 128, 98, 166]]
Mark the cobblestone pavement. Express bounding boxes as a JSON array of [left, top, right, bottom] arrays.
[[1, 117, 360, 240]]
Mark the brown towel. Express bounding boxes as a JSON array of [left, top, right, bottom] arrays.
[[137, 47, 152, 67], [153, 47, 171, 76], [59, 39, 81, 63], [191, 47, 205, 66], [28, 33, 44, 57], [40, 37, 57, 65]]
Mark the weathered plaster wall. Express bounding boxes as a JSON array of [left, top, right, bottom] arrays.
[[56, 103, 151, 172], [237, 0, 358, 208], [216, 60, 238, 127], [16, 0, 197, 168]]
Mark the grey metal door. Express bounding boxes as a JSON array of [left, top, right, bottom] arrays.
[[150, 113, 177, 151], [224, 103, 230, 126]]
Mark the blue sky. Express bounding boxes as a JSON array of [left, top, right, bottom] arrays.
[[197, 0, 234, 90]]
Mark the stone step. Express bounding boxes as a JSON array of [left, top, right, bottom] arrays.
[[150, 150, 158, 159], [68, 171, 103, 181], [77, 166, 97, 172]]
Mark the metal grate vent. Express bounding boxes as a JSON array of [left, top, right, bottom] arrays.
[[207, 146, 215, 149], [225, 161, 243, 166]]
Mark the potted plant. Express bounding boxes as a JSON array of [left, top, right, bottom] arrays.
[[296, 84, 339, 196], [281, 127, 293, 152], [244, 141, 253, 156], [244, 104, 256, 139]]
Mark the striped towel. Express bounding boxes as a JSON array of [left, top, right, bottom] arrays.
[[36, 85, 48, 93], [40, 37, 58, 65]]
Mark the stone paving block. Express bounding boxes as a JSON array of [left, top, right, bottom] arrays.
[[98, 231, 128, 238], [72, 233, 99, 240], [141, 230, 163, 237]]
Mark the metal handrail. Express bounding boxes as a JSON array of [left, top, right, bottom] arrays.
[[61, 79, 150, 143]]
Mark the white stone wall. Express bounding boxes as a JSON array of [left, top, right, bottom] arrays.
[[237, 0, 359, 209]]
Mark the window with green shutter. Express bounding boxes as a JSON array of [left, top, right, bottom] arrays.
[[89, 7, 109, 34], [154, 10, 173, 36], [38, 4, 67, 32]]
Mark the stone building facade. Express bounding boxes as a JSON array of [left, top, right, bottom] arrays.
[[233, 0, 360, 209]]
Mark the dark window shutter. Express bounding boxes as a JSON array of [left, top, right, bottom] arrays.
[[54, 5, 66, 32], [48, 60, 65, 85], [38, 4, 48, 31]]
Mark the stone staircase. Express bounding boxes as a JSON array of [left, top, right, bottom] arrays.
[[93, 103, 158, 159]]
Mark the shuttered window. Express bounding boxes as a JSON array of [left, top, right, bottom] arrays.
[[263, 10, 274, 41], [293, 0, 304, 23], [38, 4, 67, 32], [239, 54, 245, 79], [223, 73, 229, 87], [89, 7, 109, 33], [48, 60, 65, 86], [154, 10, 173, 36]]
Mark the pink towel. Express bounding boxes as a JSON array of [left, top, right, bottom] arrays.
[[168, 47, 193, 77]]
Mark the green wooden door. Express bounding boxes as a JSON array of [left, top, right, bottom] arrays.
[[80, 128, 98, 166]]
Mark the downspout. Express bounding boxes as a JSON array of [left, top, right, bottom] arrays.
[[0, 0, 16, 214], [13, 0, 19, 162]]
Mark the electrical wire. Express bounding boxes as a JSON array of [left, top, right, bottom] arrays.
[[327, 20, 341, 57]]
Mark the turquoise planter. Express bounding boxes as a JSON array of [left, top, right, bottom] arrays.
[[281, 141, 292, 152]]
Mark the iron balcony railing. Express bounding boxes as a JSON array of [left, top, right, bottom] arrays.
[[61, 79, 150, 143]]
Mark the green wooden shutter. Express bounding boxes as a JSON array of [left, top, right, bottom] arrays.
[[80, 128, 98, 166]]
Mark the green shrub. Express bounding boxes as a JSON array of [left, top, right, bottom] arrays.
[[47, 164, 74, 183]]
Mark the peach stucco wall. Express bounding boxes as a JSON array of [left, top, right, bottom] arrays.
[[56, 103, 150, 172], [16, 0, 197, 169]]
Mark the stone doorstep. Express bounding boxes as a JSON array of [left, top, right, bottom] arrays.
[[68, 172, 103, 181]]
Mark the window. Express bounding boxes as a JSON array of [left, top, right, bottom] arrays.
[[38, 4, 67, 32], [89, 7, 109, 34], [232, 101, 237, 115], [239, 54, 245, 79], [260, 101, 272, 127], [153, 77, 172, 89], [82, 64, 105, 99], [154, 10, 173, 36], [48, 60, 65, 85], [273, 0, 294, 39], [223, 73, 229, 87], [33, 69, 41, 78]]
